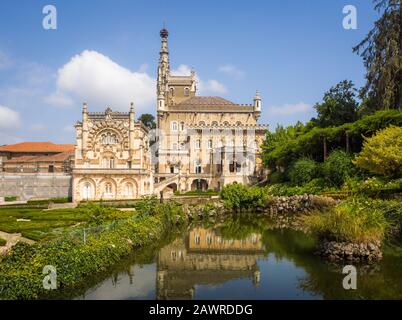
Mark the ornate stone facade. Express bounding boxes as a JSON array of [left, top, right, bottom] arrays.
[[72, 104, 153, 202]]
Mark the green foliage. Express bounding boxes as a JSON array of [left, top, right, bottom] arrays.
[[314, 80, 358, 127], [133, 196, 160, 218], [220, 183, 270, 211], [138, 113, 156, 129], [262, 110, 402, 172], [81, 203, 122, 226], [267, 170, 286, 184], [4, 196, 17, 202], [0, 237, 6, 246], [353, 126, 402, 178], [300, 198, 389, 243], [0, 201, 187, 299], [27, 197, 71, 205], [353, 0, 401, 110], [321, 150, 355, 187], [288, 158, 318, 184], [174, 189, 218, 197]]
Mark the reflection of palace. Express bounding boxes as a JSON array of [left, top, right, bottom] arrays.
[[156, 228, 265, 300]]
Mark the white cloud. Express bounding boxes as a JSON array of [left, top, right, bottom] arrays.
[[0, 105, 21, 129], [267, 102, 312, 116], [199, 79, 227, 94], [45, 50, 156, 112], [171, 64, 227, 95], [218, 64, 245, 79]]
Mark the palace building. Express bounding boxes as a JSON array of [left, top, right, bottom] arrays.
[[0, 28, 268, 202], [153, 28, 268, 195]]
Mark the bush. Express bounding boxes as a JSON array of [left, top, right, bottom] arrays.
[[220, 184, 269, 211], [288, 158, 318, 185], [300, 198, 388, 243], [321, 150, 355, 187], [353, 126, 402, 178], [0, 237, 6, 246], [4, 196, 17, 202], [268, 170, 287, 184], [27, 197, 71, 205]]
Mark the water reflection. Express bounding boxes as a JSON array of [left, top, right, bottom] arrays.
[[157, 228, 265, 299], [74, 216, 402, 300]]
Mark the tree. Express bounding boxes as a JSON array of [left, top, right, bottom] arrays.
[[353, 126, 402, 178], [314, 80, 358, 127], [353, 0, 402, 111], [138, 113, 156, 129]]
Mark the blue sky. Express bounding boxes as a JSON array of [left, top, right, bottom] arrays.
[[0, 0, 379, 144]]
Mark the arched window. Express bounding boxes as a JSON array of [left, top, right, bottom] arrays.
[[208, 139, 213, 149], [82, 182, 92, 200], [101, 132, 118, 145], [195, 139, 201, 149], [171, 121, 178, 132], [184, 87, 190, 96], [104, 183, 113, 196], [124, 183, 134, 197], [180, 122, 185, 131], [169, 87, 175, 96]]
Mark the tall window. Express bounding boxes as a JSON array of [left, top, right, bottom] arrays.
[[195, 161, 202, 174], [171, 121, 178, 132], [169, 87, 175, 96], [124, 183, 134, 197], [195, 139, 201, 149], [172, 143, 178, 150], [208, 139, 213, 149], [180, 122, 185, 131], [82, 183, 92, 200], [104, 183, 113, 196], [184, 87, 190, 96], [102, 157, 115, 168]]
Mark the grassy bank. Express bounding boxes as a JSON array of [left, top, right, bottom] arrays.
[[300, 197, 401, 244], [0, 198, 186, 299]]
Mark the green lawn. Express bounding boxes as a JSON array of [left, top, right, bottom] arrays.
[[0, 207, 135, 241], [0, 208, 91, 241]]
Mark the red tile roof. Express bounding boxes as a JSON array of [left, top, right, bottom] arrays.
[[0, 142, 74, 153], [3, 151, 74, 163]]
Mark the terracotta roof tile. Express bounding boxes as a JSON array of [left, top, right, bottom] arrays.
[[3, 151, 74, 163], [0, 142, 74, 153]]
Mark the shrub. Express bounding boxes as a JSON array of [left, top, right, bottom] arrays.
[[220, 184, 269, 210], [4, 196, 17, 202], [353, 126, 402, 178], [321, 150, 355, 187], [288, 158, 318, 185], [0, 237, 6, 246]]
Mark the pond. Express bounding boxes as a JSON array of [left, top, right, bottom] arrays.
[[69, 215, 402, 300]]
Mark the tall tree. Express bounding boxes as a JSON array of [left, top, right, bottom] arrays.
[[353, 0, 402, 111], [314, 80, 358, 127], [138, 113, 156, 129]]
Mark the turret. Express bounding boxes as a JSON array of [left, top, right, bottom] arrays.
[[253, 90, 261, 112]]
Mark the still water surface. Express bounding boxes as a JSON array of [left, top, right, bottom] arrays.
[[72, 215, 402, 300]]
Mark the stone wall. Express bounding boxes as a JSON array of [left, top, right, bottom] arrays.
[[0, 173, 72, 201]]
